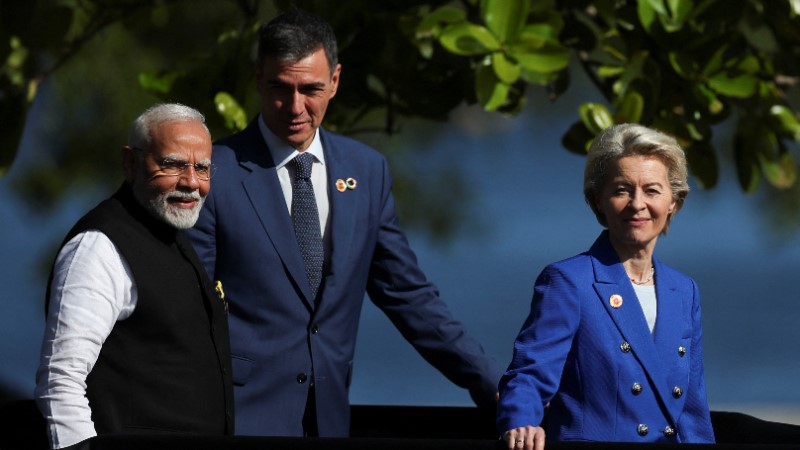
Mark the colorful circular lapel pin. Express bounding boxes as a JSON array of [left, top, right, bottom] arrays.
[[609, 294, 623, 308], [335, 179, 347, 192], [345, 177, 357, 190]]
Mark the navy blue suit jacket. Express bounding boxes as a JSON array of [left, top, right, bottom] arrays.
[[186, 120, 502, 436], [497, 231, 715, 443]]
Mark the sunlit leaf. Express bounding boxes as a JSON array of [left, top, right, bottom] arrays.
[[214, 92, 248, 131], [416, 5, 466, 39], [476, 63, 509, 111], [138, 69, 183, 94], [508, 40, 569, 74], [696, 85, 725, 116], [598, 65, 625, 77], [439, 22, 500, 56], [707, 72, 758, 98], [519, 66, 559, 85], [637, 0, 659, 32], [481, 0, 529, 43], [579, 102, 614, 134], [615, 90, 644, 123], [769, 104, 800, 140], [759, 149, 797, 189], [492, 52, 520, 84], [519, 22, 562, 41]]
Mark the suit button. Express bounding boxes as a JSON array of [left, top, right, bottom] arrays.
[[672, 386, 683, 398], [637, 424, 649, 436], [620, 341, 631, 353], [297, 373, 307, 384], [678, 346, 686, 356], [310, 325, 319, 334], [631, 382, 643, 395], [664, 426, 676, 437]]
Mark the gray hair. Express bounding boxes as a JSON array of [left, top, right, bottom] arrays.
[[257, 9, 338, 77], [128, 103, 209, 151], [583, 123, 689, 235]]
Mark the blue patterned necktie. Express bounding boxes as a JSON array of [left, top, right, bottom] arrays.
[[291, 152, 324, 300]]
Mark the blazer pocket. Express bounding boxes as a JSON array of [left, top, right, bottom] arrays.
[[231, 355, 254, 386]]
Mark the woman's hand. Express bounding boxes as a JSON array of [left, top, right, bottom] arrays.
[[503, 426, 546, 450]]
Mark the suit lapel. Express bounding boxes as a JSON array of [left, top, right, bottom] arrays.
[[320, 130, 359, 288], [652, 256, 682, 361], [589, 233, 671, 410], [236, 122, 315, 309]]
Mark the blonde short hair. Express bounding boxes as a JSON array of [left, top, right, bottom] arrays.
[[583, 124, 689, 235]]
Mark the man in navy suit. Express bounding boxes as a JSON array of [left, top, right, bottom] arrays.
[[186, 9, 502, 437]]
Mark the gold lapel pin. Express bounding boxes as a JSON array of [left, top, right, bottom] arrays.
[[335, 179, 347, 192], [609, 294, 623, 308], [214, 280, 228, 313]]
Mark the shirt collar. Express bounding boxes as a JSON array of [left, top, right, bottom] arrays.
[[257, 113, 325, 169]]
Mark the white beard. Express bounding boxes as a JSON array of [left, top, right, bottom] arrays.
[[146, 190, 205, 229]]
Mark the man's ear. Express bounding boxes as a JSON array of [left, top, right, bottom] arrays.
[[122, 146, 137, 183]]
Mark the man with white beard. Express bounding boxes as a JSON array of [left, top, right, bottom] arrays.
[[35, 103, 234, 449]]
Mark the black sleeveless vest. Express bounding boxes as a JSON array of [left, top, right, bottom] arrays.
[[49, 183, 234, 436]]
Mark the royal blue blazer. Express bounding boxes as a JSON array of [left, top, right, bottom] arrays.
[[497, 231, 715, 443], [186, 120, 501, 437]]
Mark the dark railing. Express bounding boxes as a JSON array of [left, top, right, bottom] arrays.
[[2, 400, 798, 450]]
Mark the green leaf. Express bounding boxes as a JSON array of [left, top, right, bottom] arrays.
[[668, 51, 697, 79], [769, 104, 800, 140], [685, 140, 719, 189], [561, 121, 595, 155], [519, 66, 559, 85], [509, 25, 547, 51], [615, 90, 644, 123], [739, 14, 779, 53], [707, 72, 758, 98], [475, 63, 509, 111], [734, 124, 769, 192], [759, 150, 797, 189], [439, 23, 500, 56], [598, 65, 625, 77], [481, 0, 529, 43], [416, 5, 466, 39], [637, 0, 658, 32], [214, 92, 248, 131], [507, 39, 570, 74], [138, 69, 183, 94], [701, 46, 726, 78], [696, 85, 725, 116], [579, 102, 614, 134], [492, 52, 520, 84], [735, 153, 761, 193]]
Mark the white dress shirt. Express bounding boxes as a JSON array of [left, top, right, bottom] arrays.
[[34, 230, 136, 449], [632, 284, 657, 333], [257, 115, 330, 242]]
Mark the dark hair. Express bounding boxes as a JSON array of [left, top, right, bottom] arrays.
[[583, 123, 689, 235], [257, 9, 338, 77]]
